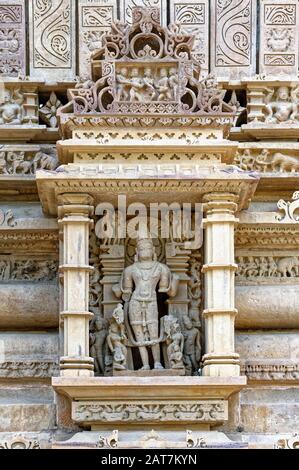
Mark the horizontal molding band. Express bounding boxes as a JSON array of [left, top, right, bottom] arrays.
[[202, 263, 238, 272]]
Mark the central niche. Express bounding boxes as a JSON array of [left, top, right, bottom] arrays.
[[89, 212, 203, 379]]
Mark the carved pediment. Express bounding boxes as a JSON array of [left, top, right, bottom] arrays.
[[60, 7, 234, 119]]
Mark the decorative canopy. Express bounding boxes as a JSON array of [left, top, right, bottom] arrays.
[[60, 7, 234, 118]]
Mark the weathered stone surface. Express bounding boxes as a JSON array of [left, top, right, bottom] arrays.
[[0, 332, 59, 361], [0, 284, 59, 329], [0, 404, 56, 432], [0, 0, 26, 77], [239, 387, 299, 433], [236, 285, 299, 328], [236, 331, 299, 362]]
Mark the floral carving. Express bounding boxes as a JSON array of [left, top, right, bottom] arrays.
[[39, 92, 62, 128]]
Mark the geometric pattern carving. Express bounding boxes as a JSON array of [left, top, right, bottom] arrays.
[[29, 0, 76, 80], [0, 0, 26, 77], [78, 0, 117, 79], [170, 0, 209, 74], [260, 0, 299, 76], [211, 0, 257, 79]]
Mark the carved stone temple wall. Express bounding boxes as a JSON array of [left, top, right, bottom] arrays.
[[0, 0, 298, 450]]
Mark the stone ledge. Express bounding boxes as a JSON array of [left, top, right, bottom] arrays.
[[52, 376, 247, 401]]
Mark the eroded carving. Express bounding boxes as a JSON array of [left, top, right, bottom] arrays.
[[0, 258, 58, 282], [0, 147, 58, 175], [0, 88, 24, 124], [264, 86, 299, 123], [236, 255, 299, 279]]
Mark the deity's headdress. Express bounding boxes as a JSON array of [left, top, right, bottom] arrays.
[[135, 237, 157, 261]]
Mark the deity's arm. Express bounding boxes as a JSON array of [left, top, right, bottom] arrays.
[[291, 101, 298, 119], [195, 330, 202, 361], [112, 266, 133, 300], [121, 266, 134, 293], [180, 333, 184, 353], [106, 334, 114, 353], [158, 264, 179, 297]]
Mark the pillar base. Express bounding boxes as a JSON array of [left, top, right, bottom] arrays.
[[60, 356, 94, 378], [202, 353, 240, 377]]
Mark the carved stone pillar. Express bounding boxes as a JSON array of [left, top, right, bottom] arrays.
[[202, 193, 240, 377], [165, 242, 191, 320], [100, 244, 125, 320], [58, 194, 94, 377]]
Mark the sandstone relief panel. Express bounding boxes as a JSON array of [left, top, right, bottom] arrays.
[[29, 0, 76, 81], [170, 0, 209, 74], [120, 0, 167, 26], [235, 148, 299, 173], [0, 257, 58, 282], [0, 146, 58, 175], [260, 0, 299, 76], [211, 0, 257, 79], [0, 0, 26, 77], [79, 0, 117, 79], [236, 254, 299, 283]]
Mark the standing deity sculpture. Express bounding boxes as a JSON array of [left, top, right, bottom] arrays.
[[182, 316, 201, 375], [113, 238, 179, 371], [89, 316, 107, 376], [107, 304, 128, 371], [156, 68, 173, 101], [129, 68, 144, 102], [116, 67, 131, 101]]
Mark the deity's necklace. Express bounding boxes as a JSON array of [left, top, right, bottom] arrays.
[[137, 261, 159, 281]]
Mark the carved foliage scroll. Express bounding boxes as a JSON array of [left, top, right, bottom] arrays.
[[120, 0, 167, 26], [29, 0, 76, 80], [79, 0, 117, 79], [0, 0, 26, 77], [211, 0, 257, 78], [260, 0, 299, 76], [170, 0, 209, 74]]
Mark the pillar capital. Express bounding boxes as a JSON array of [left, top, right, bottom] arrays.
[[58, 193, 94, 206], [203, 193, 239, 216]]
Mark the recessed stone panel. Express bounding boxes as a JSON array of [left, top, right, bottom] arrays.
[[78, 0, 117, 79], [29, 0, 76, 81], [211, 0, 257, 79], [259, 0, 299, 77], [169, 0, 209, 74]]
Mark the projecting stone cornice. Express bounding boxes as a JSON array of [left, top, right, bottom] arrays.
[[58, 114, 235, 140], [36, 166, 259, 216]]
